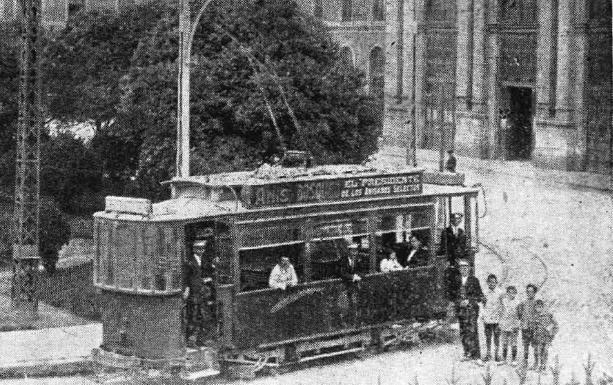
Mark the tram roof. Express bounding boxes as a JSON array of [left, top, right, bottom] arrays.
[[163, 164, 425, 188], [95, 183, 479, 223]]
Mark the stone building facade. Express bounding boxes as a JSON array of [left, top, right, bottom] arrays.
[[0, 0, 149, 28], [380, 0, 612, 174], [3, 0, 610, 174], [297, 0, 387, 100], [1, 0, 70, 29]]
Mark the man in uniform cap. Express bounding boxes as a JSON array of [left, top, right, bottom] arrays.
[[440, 213, 467, 265], [183, 238, 214, 346], [446, 259, 485, 361]]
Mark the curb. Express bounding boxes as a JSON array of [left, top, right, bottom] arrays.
[[416, 156, 612, 192], [0, 358, 93, 380]]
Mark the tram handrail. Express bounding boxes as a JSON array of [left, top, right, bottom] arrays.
[[235, 264, 437, 297], [221, 184, 241, 211]]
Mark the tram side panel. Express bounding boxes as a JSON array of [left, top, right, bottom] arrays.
[[99, 292, 184, 359], [94, 218, 185, 360], [231, 266, 442, 350]]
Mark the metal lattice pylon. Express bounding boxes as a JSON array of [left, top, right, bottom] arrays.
[[11, 0, 42, 313]]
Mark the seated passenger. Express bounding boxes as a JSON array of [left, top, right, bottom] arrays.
[[380, 250, 404, 273], [405, 234, 429, 267], [268, 256, 298, 290]]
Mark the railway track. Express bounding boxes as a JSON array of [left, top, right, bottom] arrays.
[[478, 239, 549, 290]]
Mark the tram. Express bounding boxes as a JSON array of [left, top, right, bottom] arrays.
[[92, 160, 479, 379]]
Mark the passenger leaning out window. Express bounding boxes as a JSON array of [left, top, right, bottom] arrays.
[[268, 256, 298, 290]]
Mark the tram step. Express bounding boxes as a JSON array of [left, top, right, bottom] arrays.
[[298, 346, 364, 363], [180, 368, 221, 382]]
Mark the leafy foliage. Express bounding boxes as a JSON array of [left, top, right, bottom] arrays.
[[3, 0, 382, 203], [43, 4, 170, 128], [40, 132, 104, 214], [114, 0, 382, 198], [0, 191, 70, 272], [39, 197, 72, 273]]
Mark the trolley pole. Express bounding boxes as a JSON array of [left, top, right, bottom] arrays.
[[12, 0, 43, 315]]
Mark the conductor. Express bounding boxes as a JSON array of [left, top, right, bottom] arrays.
[[440, 213, 467, 265]]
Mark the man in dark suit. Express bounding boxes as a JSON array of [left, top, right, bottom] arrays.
[[440, 213, 467, 265], [337, 243, 362, 326], [445, 149, 457, 172], [183, 239, 214, 346], [405, 234, 430, 267], [446, 259, 485, 360]]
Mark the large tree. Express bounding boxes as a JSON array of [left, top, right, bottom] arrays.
[[116, 0, 382, 199], [43, 4, 170, 131]]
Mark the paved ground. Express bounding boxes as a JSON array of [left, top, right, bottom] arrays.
[[0, 323, 101, 369], [0, 295, 92, 331], [1, 154, 611, 385]]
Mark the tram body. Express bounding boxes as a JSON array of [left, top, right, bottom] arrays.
[[92, 164, 479, 374]]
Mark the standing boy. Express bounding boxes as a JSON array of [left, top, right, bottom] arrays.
[[518, 284, 538, 365], [500, 286, 521, 366], [532, 300, 558, 371], [481, 274, 503, 361]]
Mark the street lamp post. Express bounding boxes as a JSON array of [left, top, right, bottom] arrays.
[[176, 0, 216, 180], [176, 0, 191, 178]]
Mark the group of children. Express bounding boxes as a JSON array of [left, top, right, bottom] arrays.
[[481, 274, 558, 371]]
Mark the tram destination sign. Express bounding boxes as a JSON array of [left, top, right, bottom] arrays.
[[242, 170, 423, 208]]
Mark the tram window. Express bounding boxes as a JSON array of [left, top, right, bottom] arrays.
[[115, 223, 136, 288], [155, 227, 182, 291], [239, 244, 304, 291], [375, 213, 432, 269], [310, 237, 371, 281], [94, 220, 112, 286], [141, 225, 158, 290]]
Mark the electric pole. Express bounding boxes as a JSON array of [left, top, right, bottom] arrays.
[[176, 0, 191, 178], [12, 0, 42, 314], [175, 0, 216, 180]]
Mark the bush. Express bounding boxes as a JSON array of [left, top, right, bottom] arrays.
[[39, 198, 71, 273], [0, 192, 71, 273]]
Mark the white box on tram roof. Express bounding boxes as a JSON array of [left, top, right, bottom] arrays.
[[105, 196, 153, 216]]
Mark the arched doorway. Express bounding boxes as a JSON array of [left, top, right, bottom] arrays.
[[500, 86, 535, 160], [497, 0, 538, 160]]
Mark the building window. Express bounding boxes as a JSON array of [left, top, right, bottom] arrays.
[[314, 0, 323, 18], [340, 46, 354, 67], [369, 47, 385, 98], [373, 0, 384, 21], [342, 0, 352, 21]]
